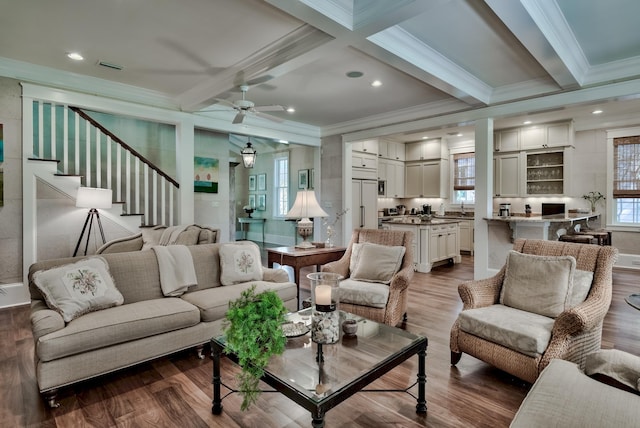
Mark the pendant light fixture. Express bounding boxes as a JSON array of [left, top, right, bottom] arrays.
[[241, 139, 257, 168]]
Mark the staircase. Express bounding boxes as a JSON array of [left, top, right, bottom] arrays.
[[30, 101, 179, 228]]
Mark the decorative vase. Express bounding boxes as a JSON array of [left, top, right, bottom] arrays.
[[342, 319, 358, 336], [325, 225, 335, 248]]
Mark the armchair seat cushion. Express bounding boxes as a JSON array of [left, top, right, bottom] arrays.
[[338, 278, 390, 309], [458, 304, 554, 357]]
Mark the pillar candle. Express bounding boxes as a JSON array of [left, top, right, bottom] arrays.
[[315, 285, 332, 305]]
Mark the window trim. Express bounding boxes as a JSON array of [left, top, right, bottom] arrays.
[[607, 126, 640, 226], [273, 155, 289, 218]]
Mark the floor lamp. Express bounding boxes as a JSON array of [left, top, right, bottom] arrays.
[[286, 190, 328, 249], [73, 187, 113, 257]]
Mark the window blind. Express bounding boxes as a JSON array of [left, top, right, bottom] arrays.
[[613, 135, 640, 198], [453, 153, 475, 191]]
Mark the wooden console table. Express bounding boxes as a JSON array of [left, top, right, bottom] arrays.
[[237, 217, 266, 244], [267, 246, 346, 306]]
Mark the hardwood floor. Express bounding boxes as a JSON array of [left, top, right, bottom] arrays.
[[3, 254, 640, 427]]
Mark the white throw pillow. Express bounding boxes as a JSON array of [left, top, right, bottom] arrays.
[[500, 251, 576, 318], [219, 242, 263, 286], [33, 257, 124, 322], [567, 269, 594, 308], [351, 243, 406, 284]]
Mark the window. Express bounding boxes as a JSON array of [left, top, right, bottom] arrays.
[[453, 153, 475, 204], [613, 135, 640, 223], [274, 156, 289, 217]]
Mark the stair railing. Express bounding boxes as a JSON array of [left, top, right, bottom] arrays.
[[31, 101, 179, 226]]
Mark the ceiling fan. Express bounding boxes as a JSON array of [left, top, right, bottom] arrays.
[[203, 84, 285, 124]]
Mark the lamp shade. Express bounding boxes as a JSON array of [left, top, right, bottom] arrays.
[[286, 190, 328, 219], [76, 187, 113, 209]]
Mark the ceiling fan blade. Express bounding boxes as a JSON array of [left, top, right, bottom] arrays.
[[232, 111, 246, 124], [254, 111, 284, 123], [254, 105, 285, 112]]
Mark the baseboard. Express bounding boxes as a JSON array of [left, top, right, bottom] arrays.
[[615, 253, 640, 270], [0, 283, 30, 309]]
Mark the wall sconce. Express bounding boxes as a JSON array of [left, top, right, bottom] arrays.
[[286, 190, 328, 248], [241, 140, 257, 168], [73, 187, 112, 256]]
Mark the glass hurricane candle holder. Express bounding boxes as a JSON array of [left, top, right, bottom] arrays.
[[307, 272, 342, 344]]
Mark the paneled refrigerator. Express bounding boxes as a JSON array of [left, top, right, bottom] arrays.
[[352, 179, 378, 229]]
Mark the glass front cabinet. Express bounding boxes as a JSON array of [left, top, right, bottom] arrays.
[[524, 150, 568, 196]]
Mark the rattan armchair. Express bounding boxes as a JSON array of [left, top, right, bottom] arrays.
[[321, 228, 414, 326], [450, 238, 618, 383]]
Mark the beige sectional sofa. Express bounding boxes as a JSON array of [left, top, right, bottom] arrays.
[[96, 224, 220, 254], [28, 241, 297, 407]]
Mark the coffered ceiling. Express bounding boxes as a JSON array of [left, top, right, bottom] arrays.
[[2, 0, 640, 142]]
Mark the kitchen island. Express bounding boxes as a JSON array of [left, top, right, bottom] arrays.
[[485, 213, 601, 270], [383, 217, 461, 273]]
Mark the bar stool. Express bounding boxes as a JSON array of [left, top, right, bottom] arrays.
[[557, 228, 596, 244], [573, 223, 611, 246]]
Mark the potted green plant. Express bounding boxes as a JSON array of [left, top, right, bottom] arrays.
[[224, 285, 287, 410]]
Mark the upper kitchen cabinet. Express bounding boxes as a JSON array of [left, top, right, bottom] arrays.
[[494, 152, 521, 197], [379, 159, 405, 198], [352, 139, 378, 155], [405, 160, 449, 198], [494, 121, 574, 152], [378, 140, 406, 161], [494, 129, 520, 152], [352, 151, 377, 180], [405, 138, 447, 161]]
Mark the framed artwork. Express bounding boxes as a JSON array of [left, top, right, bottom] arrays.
[[248, 175, 257, 191], [248, 194, 256, 209], [257, 173, 266, 191], [298, 169, 309, 189], [194, 156, 219, 193], [257, 194, 266, 211]]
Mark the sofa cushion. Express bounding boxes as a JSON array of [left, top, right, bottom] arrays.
[[32, 257, 124, 322], [181, 281, 297, 322], [338, 278, 390, 309], [219, 242, 263, 286], [351, 243, 405, 284], [585, 349, 640, 391], [500, 251, 576, 318], [458, 304, 554, 357], [510, 359, 640, 428], [36, 298, 200, 362], [568, 269, 594, 308]]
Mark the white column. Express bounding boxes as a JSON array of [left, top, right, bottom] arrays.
[[175, 119, 195, 224], [474, 118, 493, 280]]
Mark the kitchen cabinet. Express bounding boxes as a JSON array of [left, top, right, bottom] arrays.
[[494, 129, 520, 152], [352, 139, 378, 155], [352, 152, 377, 180], [386, 221, 461, 272], [378, 159, 404, 198], [379, 140, 406, 161], [458, 219, 474, 254], [405, 138, 447, 161], [494, 152, 521, 197], [525, 150, 566, 196], [405, 160, 448, 198], [352, 179, 378, 229]]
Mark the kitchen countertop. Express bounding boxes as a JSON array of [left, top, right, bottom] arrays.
[[381, 216, 462, 225], [484, 213, 599, 223]]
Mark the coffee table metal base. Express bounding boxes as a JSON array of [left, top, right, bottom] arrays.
[[210, 338, 427, 427]]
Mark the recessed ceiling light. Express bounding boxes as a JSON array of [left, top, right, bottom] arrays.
[[457, 133, 463, 137], [67, 52, 84, 61], [286, 107, 295, 113], [278, 139, 289, 144], [592, 109, 603, 114], [523, 120, 532, 125], [346, 71, 363, 78], [422, 136, 428, 140], [371, 80, 382, 87]]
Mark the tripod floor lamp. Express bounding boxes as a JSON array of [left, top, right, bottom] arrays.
[[73, 187, 113, 257]]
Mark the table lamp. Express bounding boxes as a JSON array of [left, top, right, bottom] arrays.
[[286, 190, 328, 249], [73, 187, 113, 256]]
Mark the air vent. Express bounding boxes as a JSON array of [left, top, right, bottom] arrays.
[[98, 61, 123, 71]]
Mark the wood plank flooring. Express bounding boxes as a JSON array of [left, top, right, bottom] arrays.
[[3, 254, 640, 427]]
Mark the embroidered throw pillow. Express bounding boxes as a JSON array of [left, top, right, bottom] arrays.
[[33, 257, 124, 322], [219, 242, 263, 286], [500, 251, 576, 318]]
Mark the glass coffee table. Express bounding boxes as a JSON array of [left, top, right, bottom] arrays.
[[211, 309, 428, 428]]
